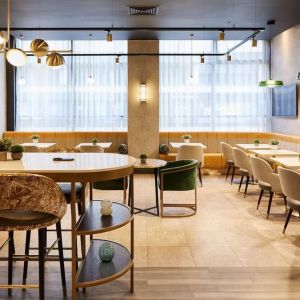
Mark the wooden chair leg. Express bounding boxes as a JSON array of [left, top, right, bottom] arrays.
[[238, 175, 244, 192], [231, 166, 236, 185], [198, 166, 203, 187], [8, 231, 14, 296], [225, 164, 231, 181], [22, 230, 31, 288], [257, 189, 264, 210], [267, 191, 274, 219], [38, 228, 46, 300], [244, 176, 250, 198], [283, 208, 293, 234]]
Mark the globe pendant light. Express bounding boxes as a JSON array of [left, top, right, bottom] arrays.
[[259, 20, 283, 88]]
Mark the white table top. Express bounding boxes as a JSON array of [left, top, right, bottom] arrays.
[[170, 142, 207, 149], [134, 159, 167, 169], [236, 144, 274, 150], [75, 142, 112, 150], [250, 149, 299, 157], [0, 153, 136, 173], [269, 156, 300, 170], [21, 142, 56, 149]]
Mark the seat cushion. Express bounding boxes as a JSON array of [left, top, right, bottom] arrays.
[[287, 199, 300, 211]]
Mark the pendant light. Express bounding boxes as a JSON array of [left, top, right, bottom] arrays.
[[259, 20, 283, 87], [200, 55, 205, 64], [17, 35, 26, 85], [87, 34, 94, 84], [46, 52, 65, 69], [188, 34, 196, 84], [219, 30, 225, 41], [115, 55, 120, 64]]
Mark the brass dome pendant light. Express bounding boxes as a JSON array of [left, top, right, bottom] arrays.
[[46, 52, 65, 69], [259, 20, 283, 88], [30, 38, 49, 63]]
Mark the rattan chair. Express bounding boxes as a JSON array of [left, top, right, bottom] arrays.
[[159, 160, 198, 218], [0, 173, 67, 299]]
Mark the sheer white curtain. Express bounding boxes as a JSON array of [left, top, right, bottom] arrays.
[[16, 40, 127, 131], [159, 40, 270, 132]]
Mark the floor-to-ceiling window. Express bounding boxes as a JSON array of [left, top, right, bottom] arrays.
[[16, 40, 128, 131], [159, 40, 270, 132]]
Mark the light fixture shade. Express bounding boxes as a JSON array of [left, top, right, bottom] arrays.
[[227, 54, 231, 62], [0, 32, 7, 45], [219, 30, 225, 41], [259, 80, 283, 87], [140, 84, 146, 102], [115, 56, 120, 64], [252, 37, 257, 47], [107, 32, 113, 42], [200, 56, 205, 64], [18, 77, 26, 85], [46, 52, 65, 69], [6, 48, 27, 66], [30, 39, 49, 62]]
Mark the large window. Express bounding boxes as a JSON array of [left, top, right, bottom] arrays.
[[16, 40, 128, 131], [159, 40, 270, 132]]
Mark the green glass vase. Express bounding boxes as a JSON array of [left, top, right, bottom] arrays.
[[99, 242, 115, 262]]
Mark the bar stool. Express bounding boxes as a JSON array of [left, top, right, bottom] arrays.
[[0, 173, 67, 299]]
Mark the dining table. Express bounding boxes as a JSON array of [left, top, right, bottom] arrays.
[[235, 143, 274, 151], [249, 149, 299, 157], [74, 142, 112, 151], [21, 142, 56, 152], [170, 142, 207, 149], [268, 156, 300, 170], [0, 152, 136, 299]]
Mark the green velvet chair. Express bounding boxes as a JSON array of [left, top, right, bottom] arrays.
[[159, 160, 198, 217]]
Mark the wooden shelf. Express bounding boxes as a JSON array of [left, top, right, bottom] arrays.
[[77, 239, 133, 288], [76, 200, 133, 235]]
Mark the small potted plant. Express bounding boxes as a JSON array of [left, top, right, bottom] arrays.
[[139, 153, 147, 164], [91, 138, 98, 145], [0, 138, 12, 161], [254, 139, 260, 146], [270, 140, 280, 150], [10, 144, 24, 160], [31, 134, 39, 143], [182, 133, 192, 143]]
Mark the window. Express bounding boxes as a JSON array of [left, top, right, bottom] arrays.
[[159, 40, 270, 132], [16, 40, 128, 131]]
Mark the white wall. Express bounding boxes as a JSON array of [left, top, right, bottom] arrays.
[[271, 24, 300, 135], [0, 55, 6, 136]]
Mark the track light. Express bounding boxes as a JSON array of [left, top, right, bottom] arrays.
[[227, 53, 231, 62], [106, 30, 112, 42], [115, 55, 120, 64], [252, 36, 257, 47], [219, 30, 225, 41], [200, 55, 205, 64]]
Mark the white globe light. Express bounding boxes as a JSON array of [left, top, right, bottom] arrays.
[[18, 77, 26, 85], [87, 76, 95, 85], [6, 48, 27, 67]]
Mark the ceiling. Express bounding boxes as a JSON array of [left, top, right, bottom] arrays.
[[0, 0, 300, 40]]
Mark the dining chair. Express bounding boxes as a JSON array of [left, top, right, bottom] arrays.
[[0, 173, 67, 299], [79, 145, 104, 153], [176, 145, 204, 186], [250, 156, 286, 218], [23, 145, 40, 152], [159, 160, 198, 217], [278, 167, 300, 233], [232, 147, 253, 197], [220, 142, 236, 184]]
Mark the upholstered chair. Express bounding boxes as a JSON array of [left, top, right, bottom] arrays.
[[23, 145, 40, 152], [0, 173, 67, 299], [176, 145, 204, 186], [232, 147, 253, 197], [79, 145, 104, 153], [159, 160, 198, 217], [220, 142, 236, 184], [278, 167, 300, 233], [250, 156, 286, 218]]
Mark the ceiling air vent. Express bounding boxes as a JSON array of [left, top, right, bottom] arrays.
[[128, 6, 159, 16]]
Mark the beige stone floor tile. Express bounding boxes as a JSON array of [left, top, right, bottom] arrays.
[[147, 228, 188, 247]]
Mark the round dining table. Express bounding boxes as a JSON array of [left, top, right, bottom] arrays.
[[0, 152, 136, 300]]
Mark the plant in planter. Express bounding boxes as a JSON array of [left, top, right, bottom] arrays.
[[182, 133, 192, 143], [0, 138, 12, 161], [254, 139, 260, 146], [31, 134, 40, 143], [10, 144, 24, 160], [91, 138, 98, 145], [270, 140, 280, 149], [139, 153, 148, 164]]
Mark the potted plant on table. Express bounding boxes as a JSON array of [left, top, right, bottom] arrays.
[[182, 133, 192, 143], [10, 144, 24, 160], [270, 140, 280, 150], [91, 138, 98, 146], [0, 138, 12, 161], [139, 153, 148, 164], [31, 134, 40, 143]]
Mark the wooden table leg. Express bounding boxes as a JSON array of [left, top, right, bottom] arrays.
[[71, 182, 77, 300], [129, 173, 134, 293]]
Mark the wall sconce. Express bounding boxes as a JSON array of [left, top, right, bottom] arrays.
[[140, 83, 146, 102]]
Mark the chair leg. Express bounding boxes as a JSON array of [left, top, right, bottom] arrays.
[[267, 191, 274, 219], [231, 166, 236, 185], [198, 166, 203, 187], [22, 230, 31, 288], [56, 221, 67, 297], [283, 208, 293, 234], [283, 195, 287, 211], [244, 176, 250, 198], [238, 175, 244, 192], [8, 231, 14, 296], [160, 190, 164, 218], [225, 164, 231, 181], [38, 228, 46, 300], [257, 189, 264, 210]]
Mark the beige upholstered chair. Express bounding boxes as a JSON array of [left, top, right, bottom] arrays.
[[79, 145, 104, 153], [23, 145, 40, 152], [278, 167, 300, 233], [220, 142, 236, 184], [0, 173, 67, 299], [250, 156, 286, 218], [176, 145, 204, 186], [232, 147, 253, 197]]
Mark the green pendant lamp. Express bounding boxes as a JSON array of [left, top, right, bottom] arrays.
[[259, 20, 283, 88]]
